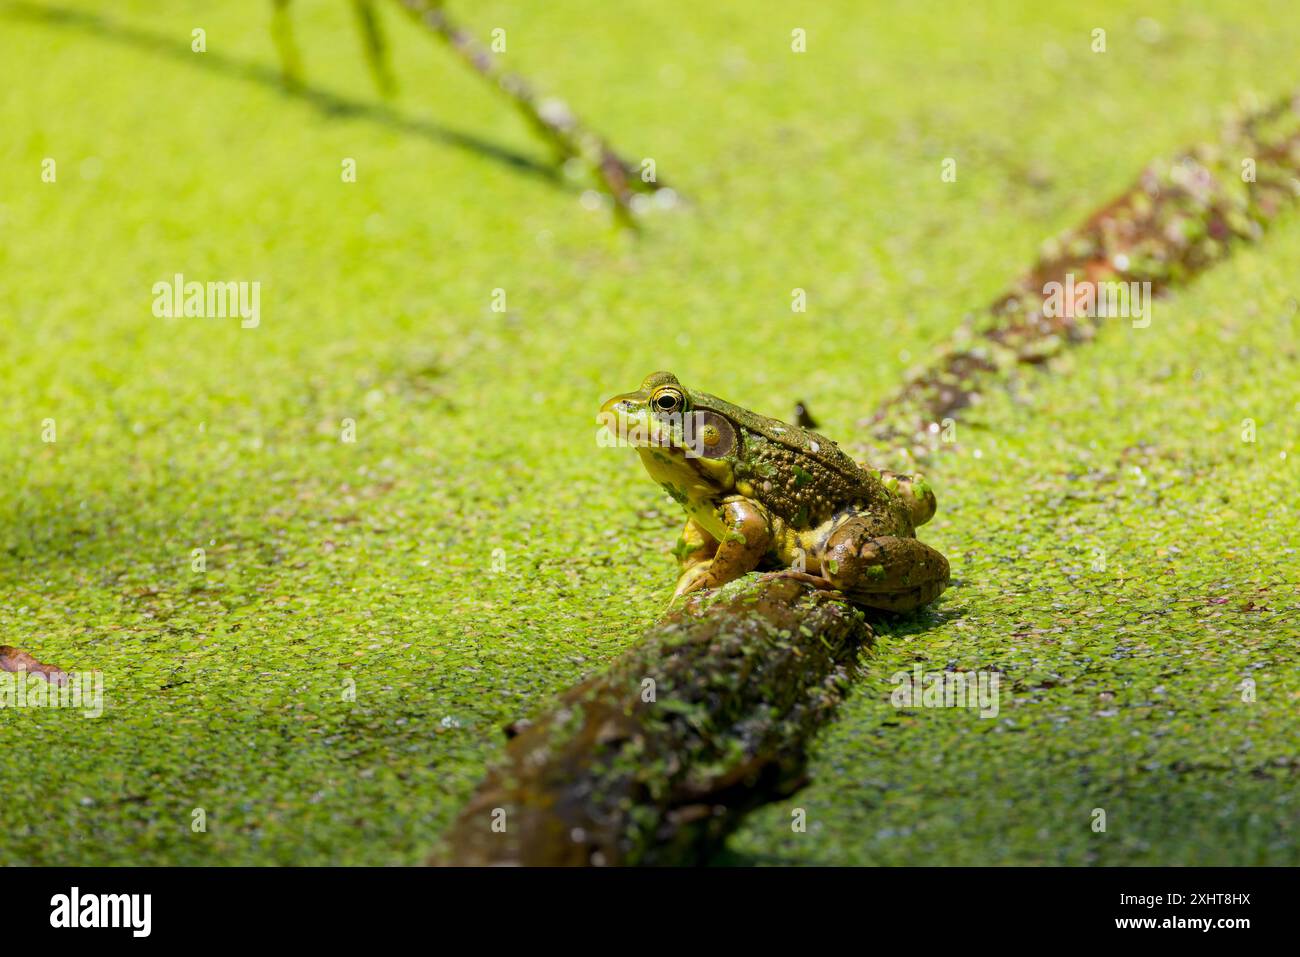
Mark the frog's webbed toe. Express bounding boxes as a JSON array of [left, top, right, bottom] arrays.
[[757, 569, 838, 590], [671, 562, 716, 599]]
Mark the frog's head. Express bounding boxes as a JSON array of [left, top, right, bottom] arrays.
[[599, 371, 741, 500]]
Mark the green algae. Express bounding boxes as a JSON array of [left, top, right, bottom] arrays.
[[1, 0, 1297, 865], [724, 213, 1300, 866]]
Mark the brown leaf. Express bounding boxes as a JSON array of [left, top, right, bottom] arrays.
[[0, 646, 69, 685]]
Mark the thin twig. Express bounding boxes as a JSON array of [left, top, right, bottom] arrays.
[[391, 0, 670, 221]]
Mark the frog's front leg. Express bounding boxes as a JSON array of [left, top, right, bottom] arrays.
[[673, 517, 719, 572], [672, 499, 773, 598]]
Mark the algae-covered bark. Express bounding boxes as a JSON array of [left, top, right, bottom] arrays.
[[436, 577, 872, 866]]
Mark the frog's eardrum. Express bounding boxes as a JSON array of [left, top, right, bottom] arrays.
[[691, 410, 736, 459]]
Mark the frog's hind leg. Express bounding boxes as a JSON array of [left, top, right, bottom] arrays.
[[823, 522, 950, 612], [880, 470, 937, 528]]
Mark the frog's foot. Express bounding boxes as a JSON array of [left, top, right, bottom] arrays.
[[671, 561, 716, 599], [756, 569, 837, 590], [823, 526, 950, 612], [880, 470, 937, 528], [670, 499, 772, 599]]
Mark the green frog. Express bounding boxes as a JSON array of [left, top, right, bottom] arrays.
[[599, 372, 950, 611]]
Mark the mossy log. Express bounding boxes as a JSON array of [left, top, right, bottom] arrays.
[[865, 86, 1300, 466], [436, 577, 872, 866]]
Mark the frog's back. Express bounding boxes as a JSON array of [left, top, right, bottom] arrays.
[[697, 391, 899, 527]]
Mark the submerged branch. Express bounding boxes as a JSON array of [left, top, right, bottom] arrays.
[[864, 89, 1300, 468]]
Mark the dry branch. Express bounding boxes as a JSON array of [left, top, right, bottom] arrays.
[[267, 0, 672, 217]]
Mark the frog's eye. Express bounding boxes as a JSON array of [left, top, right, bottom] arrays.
[[652, 387, 684, 415], [693, 411, 735, 459]]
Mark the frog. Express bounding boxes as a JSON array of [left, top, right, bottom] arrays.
[[598, 371, 950, 612]]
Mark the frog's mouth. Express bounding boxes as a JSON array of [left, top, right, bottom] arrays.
[[598, 393, 715, 459], [598, 392, 683, 452]]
